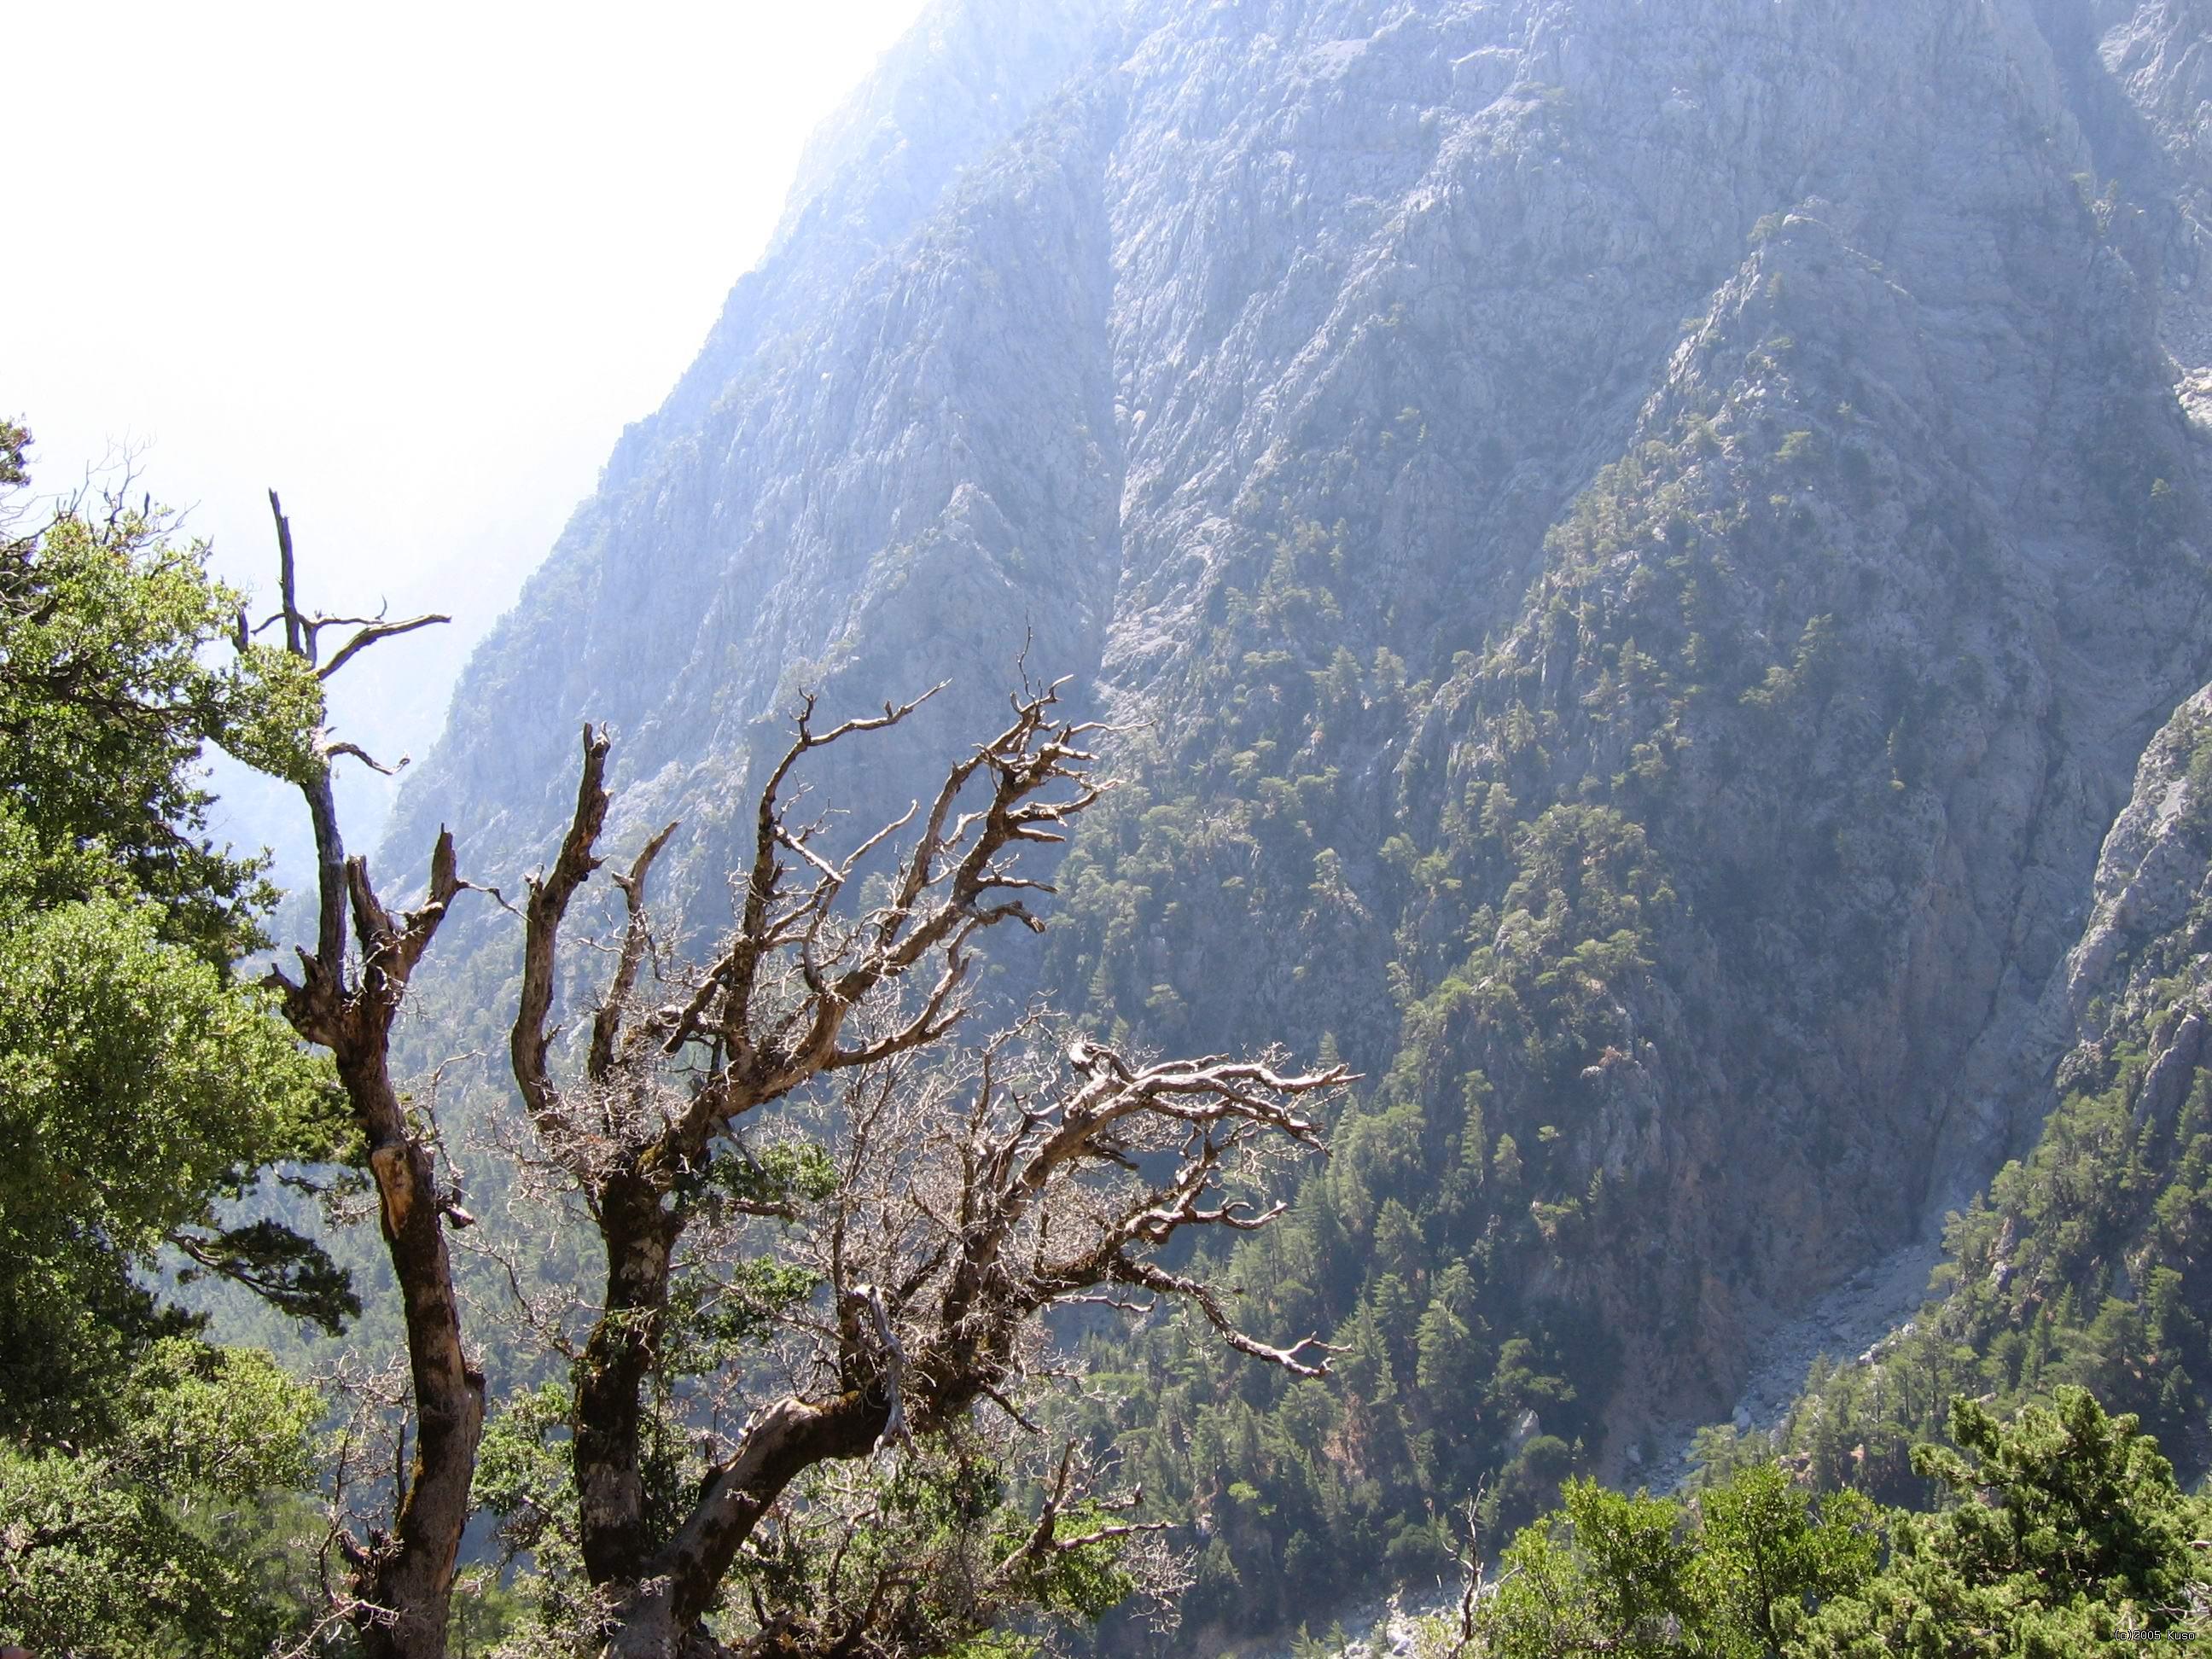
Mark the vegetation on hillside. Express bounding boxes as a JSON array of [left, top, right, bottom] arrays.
[[1028, 219, 2212, 1642], [0, 424, 1354, 1658], [3, 189, 2206, 1654], [1452, 1387, 2211, 1657]]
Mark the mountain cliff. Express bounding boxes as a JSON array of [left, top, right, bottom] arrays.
[[387, 0, 2212, 1634], [1753, 674, 2212, 1507]]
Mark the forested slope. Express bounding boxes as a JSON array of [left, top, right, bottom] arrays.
[[379, 0, 2212, 1641]]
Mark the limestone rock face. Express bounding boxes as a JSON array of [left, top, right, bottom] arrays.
[[2058, 684, 2212, 1033], [2039, 683, 2212, 1139], [390, 0, 2212, 1472]]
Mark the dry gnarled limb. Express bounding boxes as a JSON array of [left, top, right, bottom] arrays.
[[256, 493, 478, 1659], [503, 689, 1350, 1658]]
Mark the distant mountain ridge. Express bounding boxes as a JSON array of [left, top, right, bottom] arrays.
[[386, 0, 2212, 1634]]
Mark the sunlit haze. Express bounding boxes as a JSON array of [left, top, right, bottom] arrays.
[[7, 0, 930, 863]]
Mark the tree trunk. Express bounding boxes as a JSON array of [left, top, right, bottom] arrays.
[[601, 1580, 690, 1659], [262, 495, 477, 1657], [588, 1393, 884, 1659], [344, 1049, 486, 1659], [576, 1173, 679, 1586]]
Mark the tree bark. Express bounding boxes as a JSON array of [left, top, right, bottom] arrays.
[[302, 766, 348, 979], [575, 1173, 680, 1586], [340, 1041, 486, 1659], [269, 855, 486, 1659]]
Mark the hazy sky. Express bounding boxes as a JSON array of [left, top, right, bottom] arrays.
[[8, 0, 930, 863]]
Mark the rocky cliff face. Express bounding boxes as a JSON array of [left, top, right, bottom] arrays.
[[2055, 684, 2212, 1040], [387, 0, 1116, 898], [389, 0, 2212, 1618], [1749, 676, 2212, 1503]]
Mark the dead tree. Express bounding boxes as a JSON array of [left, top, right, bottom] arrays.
[[255, 492, 478, 1659], [509, 687, 1350, 1658]]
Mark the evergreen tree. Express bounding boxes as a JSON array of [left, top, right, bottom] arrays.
[[0, 420, 341, 1651]]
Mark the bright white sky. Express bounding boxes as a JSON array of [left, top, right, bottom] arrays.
[[7, 0, 929, 864]]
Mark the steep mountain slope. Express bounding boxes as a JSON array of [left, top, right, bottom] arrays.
[[389, 0, 1112, 904], [1759, 676, 2212, 1504], [386, 0, 2212, 1634]]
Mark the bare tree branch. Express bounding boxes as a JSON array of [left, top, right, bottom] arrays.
[[511, 725, 614, 1140], [324, 738, 410, 776], [317, 612, 451, 679]]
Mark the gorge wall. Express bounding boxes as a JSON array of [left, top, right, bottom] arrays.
[[385, 0, 2212, 1633]]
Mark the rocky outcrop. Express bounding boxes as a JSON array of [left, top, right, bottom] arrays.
[[2079, 0, 2212, 360], [2053, 684, 2212, 1026]]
